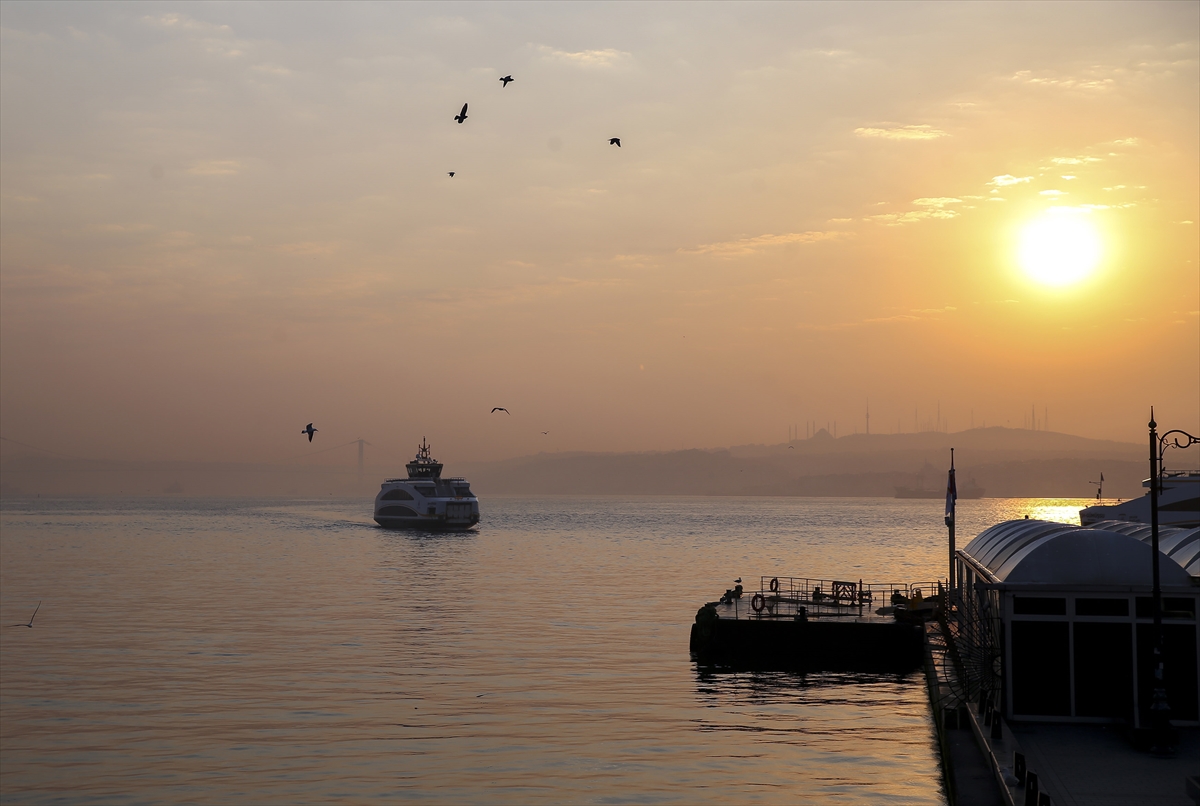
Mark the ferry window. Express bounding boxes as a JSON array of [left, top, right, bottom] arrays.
[[378, 506, 417, 517], [1013, 597, 1066, 616], [455, 486, 472, 497], [381, 489, 414, 501], [1075, 598, 1129, 617], [1136, 597, 1197, 619], [414, 486, 435, 498]]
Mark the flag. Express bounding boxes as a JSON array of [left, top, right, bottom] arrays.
[[944, 460, 957, 527]]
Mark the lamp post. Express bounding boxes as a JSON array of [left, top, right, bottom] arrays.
[[1147, 410, 1200, 755]]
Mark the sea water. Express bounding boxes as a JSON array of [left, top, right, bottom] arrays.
[[0, 495, 1089, 804]]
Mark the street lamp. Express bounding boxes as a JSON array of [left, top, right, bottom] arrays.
[[1147, 409, 1200, 755]]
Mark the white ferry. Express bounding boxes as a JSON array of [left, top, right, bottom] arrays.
[[1079, 469, 1200, 528], [373, 439, 480, 530]]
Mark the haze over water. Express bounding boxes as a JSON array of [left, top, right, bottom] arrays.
[[2, 495, 1090, 803]]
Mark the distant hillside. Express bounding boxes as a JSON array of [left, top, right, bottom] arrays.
[[2, 427, 1189, 499], [457, 428, 1167, 499]]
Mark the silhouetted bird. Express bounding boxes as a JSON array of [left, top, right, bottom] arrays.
[[500, 75, 513, 87], [609, 138, 621, 147], [448, 171, 455, 178], [7, 602, 39, 628], [302, 423, 318, 442], [491, 407, 510, 414], [541, 431, 549, 435], [454, 103, 468, 124]]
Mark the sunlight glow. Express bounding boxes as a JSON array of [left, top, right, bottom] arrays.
[[1018, 211, 1102, 286]]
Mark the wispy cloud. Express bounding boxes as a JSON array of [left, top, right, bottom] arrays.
[[535, 45, 631, 68], [187, 160, 240, 176], [912, 197, 961, 208], [143, 13, 232, 34], [1051, 156, 1102, 165], [251, 63, 293, 77], [869, 209, 957, 225], [988, 175, 1032, 187], [796, 307, 955, 331], [854, 124, 948, 140], [682, 231, 844, 257], [1011, 69, 1114, 91]]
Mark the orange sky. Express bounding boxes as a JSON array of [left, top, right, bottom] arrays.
[[1, 2, 1197, 464]]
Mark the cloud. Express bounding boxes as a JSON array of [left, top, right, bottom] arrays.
[[251, 63, 293, 77], [535, 45, 632, 68], [143, 13, 232, 34], [682, 231, 844, 257], [854, 125, 948, 140], [1051, 156, 1102, 165], [988, 175, 1032, 187], [912, 198, 961, 208], [187, 160, 240, 176], [868, 209, 957, 225], [275, 241, 340, 256], [1011, 69, 1114, 90], [1039, 189, 1066, 197]]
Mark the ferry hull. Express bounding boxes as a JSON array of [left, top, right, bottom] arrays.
[[374, 514, 479, 531]]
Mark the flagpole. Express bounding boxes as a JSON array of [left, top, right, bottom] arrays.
[[946, 448, 956, 595]]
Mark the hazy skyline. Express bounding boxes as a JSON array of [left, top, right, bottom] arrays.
[[2, 1, 1197, 465]]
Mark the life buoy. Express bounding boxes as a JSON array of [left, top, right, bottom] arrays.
[[769, 577, 779, 593], [751, 592, 766, 612]]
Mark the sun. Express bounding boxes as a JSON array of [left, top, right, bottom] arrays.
[[1018, 211, 1103, 286]]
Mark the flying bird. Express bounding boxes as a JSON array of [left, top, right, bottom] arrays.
[[788, 445, 795, 449], [541, 431, 549, 435], [448, 171, 455, 178], [500, 75, 513, 87], [609, 138, 621, 147], [7, 602, 39, 628], [491, 407, 510, 415], [454, 103, 468, 124], [302, 423, 318, 442]]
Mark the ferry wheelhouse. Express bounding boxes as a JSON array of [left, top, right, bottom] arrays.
[[373, 439, 480, 530]]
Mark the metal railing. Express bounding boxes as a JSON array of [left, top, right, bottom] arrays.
[[720, 575, 943, 620]]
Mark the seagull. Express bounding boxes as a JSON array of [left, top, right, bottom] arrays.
[[302, 423, 318, 442], [448, 171, 455, 178], [500, 75, 513, 87], [7, 602, 39, 628], [454, 103, 468, 124], [541, 431, 549, 435], [609, 137, 621, 147], [788, 445, 794, 449], [491, 407, 510, 414]]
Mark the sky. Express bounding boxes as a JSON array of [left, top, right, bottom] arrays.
[[1, 1, 1197, 466]]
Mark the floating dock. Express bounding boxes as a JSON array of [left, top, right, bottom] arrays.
[[689, 575, 935, 671]]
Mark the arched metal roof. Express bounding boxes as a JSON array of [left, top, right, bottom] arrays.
[[961, 519, 1196, 586], [1089, 520, 1200, 577]]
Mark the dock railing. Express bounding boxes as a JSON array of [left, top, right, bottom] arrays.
[[730, 576, 941, 620], [939, 583, 1004, 713]]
